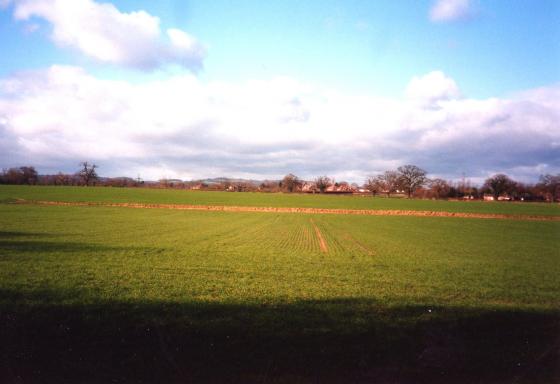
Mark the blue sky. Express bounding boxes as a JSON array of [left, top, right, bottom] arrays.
[[2, 0, 558, 97], [0, 0, 559, 182]]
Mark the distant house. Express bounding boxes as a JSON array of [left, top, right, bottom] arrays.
[[325, 184, 356, 194], [301, 183, 317, 193], [484, 193, 511, 201], [190, 183, 207, 190]]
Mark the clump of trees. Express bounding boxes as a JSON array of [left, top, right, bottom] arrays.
[[0, 163, 95, 187], [482, 174, 515, 200], [0, 166, 38, 185], [281, 173, 302, 193], [365, 165, 427, 198], [314, 176, 332, 193], [365, 171, 399, 197], [363, 166, 559, 202]]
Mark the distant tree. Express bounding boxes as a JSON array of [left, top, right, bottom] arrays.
[[364, 176, 380, 196], [282, 173, 302, 193], [397, 165, 427, 198], [19, 166, 38, 185], [314, 176, 332, 193], [54, 172, 72, 186], [483, 174, 515, 200], [0, 168, 20, 184], [0, 166, 38, 185], [428, 178, 451, 199], [77, 162, 98, 186], [259, 180, 281, 192], [364, 176, 384, 196], [536, 174, 560, 202], [370, 171, 400, 197]]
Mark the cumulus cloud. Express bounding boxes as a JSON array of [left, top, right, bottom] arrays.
[[0, 66, 558, 183], [429, 0, 474, 23], [2, 0, 205, 70], [405, 70, 461, 107]]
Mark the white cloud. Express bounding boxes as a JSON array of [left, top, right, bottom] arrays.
[[0, 66, 558, 183], [405, 70, 461, 106], [429, 0, 474, 23], [4, 0, 205, 70]]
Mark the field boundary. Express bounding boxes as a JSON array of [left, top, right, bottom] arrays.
[[10, 199, 560, 221]]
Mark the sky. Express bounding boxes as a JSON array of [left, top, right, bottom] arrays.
[[0, 0, 558, 183]]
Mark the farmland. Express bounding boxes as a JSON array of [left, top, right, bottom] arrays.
[[1, 185, 559, 383], [2, 184, 560, 216]]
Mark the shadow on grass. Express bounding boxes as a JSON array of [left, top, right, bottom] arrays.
[[0, 231, 53, 239], [0, 234, 164, 256], [0, 240, 144, 255], [1, 289, 558, 384]]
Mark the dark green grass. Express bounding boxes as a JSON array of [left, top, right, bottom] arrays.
[[1, 203, 559, 382], [1, 184, 559, 216]]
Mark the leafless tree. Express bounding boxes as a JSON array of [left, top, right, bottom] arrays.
[[0, 166, 38, 185], [483, 174, 515, 200], [281, 173, 302, 193], [314, 176, 332, 193], [536, 174, 560, 202], [77, 162, 98, 186], [371, 171, 400, 197], [54, 172, 72, 186], [397, 165, 427, 198], [364, 176, 380, 196], [428, 178, 451, 199]]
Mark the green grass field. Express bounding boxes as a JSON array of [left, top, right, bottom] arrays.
[[2, 184, 560, 216], [1, 186, 559, 383]]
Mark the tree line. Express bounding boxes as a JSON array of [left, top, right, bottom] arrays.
[[0, 162, 106, 187], [1, 162, 559, 202]]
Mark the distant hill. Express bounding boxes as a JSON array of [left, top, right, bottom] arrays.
[[194, 177, 275, 186]]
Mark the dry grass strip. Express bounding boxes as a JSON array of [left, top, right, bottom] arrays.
[[13, 199, 560, 221]]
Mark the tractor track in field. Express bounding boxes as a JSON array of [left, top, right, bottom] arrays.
[[309, 218, 328, 253], [11, 199, 560, 221]]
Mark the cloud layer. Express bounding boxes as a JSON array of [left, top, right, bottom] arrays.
[[0, 66, 558, 183], [3, 0, 205, 70], [429, 0, 474, 23]]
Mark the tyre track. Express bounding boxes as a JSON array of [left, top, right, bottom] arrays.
[[310, 218, 328, 254]]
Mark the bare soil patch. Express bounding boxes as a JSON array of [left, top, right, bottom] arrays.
[[13, 199, 560, 221]]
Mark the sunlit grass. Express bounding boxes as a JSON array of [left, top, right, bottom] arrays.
[[1, 184, 559, 216]]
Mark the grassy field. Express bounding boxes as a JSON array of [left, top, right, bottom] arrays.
[[1, 184, 560, 216], [1, 187, 559, 383]]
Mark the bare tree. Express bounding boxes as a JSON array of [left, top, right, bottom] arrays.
[[281, 173, 302, 193], [0, 166, 38, 185], [397, 165, 427, 198], [20, 166, 38, 185], [77, 162, 98, 186], [537, 174, 560, 202], [314, 176, 332, 193], [372, 171, 400, 197], [483, 174, 515, 200], [428, 178, 451, 199], [364, 176, 380, 196]]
